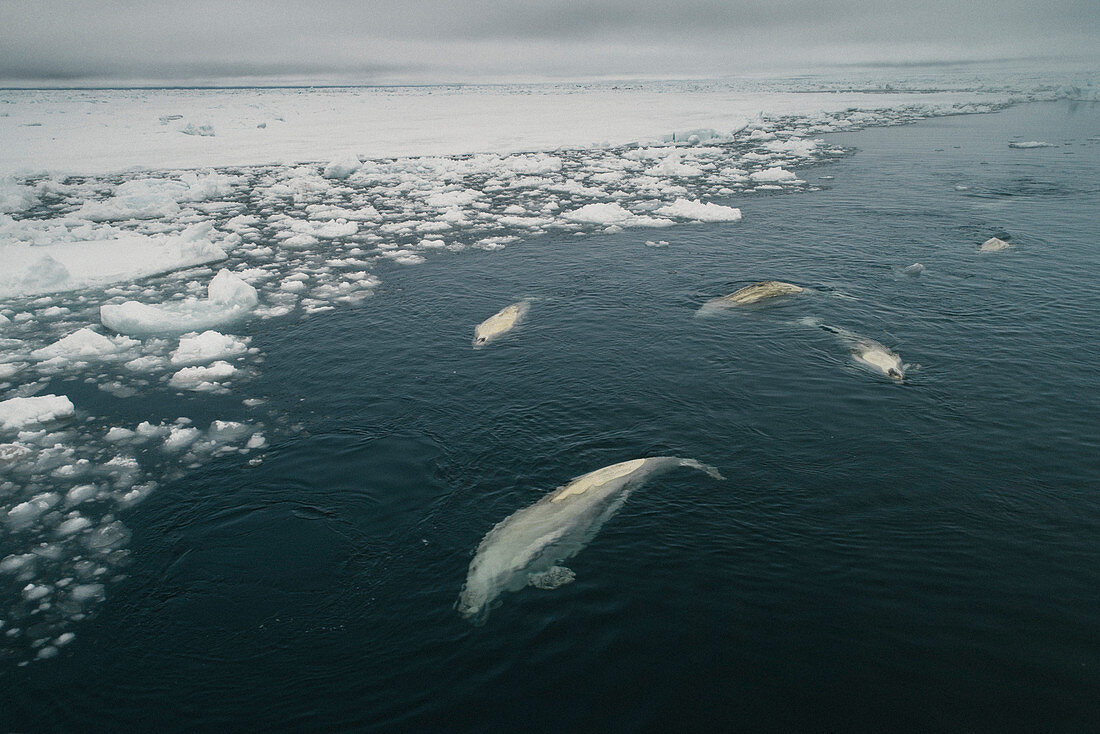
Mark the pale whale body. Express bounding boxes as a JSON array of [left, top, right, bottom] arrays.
[[802, 317, 906, 380], [700, 281, 804, 312], [979, 237, 1011, 252], [457, 457, 724, 623], [473, 300, 530, 347]]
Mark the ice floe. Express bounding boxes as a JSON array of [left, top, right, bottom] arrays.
[[100, 268, 258, 336], [0, 227, 229, 299], [0, 395, 75, 430]]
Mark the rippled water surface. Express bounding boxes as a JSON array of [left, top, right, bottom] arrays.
[[4, 101, 1099, 732]]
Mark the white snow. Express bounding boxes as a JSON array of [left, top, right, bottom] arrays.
[[100, 268, 258, 335], [1008, 140, 1054, 148], [0, 395, 75, 431]]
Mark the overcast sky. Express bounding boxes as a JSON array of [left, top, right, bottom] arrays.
[[1, 0, 1097, 84]]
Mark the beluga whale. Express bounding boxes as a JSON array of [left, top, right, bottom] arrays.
[[800, 317, 908, 380], [699, 281, 804, 313], [456, 456, 724, 623], [473, 300, 530, 347], [979, 237, 1011, 252]]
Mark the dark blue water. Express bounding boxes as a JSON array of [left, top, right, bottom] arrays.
[[5, 101, 1099, 732]]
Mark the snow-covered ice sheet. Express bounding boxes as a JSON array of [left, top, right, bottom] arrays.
[[0, 82, 1021, 176]]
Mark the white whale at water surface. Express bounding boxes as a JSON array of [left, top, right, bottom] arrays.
[[456, 456, 724, 623], [699, 280, 804, 313], [473, 300, 530, 347], [800, 317, 908, 380], [979, 237, 1011, 252]]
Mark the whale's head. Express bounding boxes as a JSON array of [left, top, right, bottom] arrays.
[[888, 367, 903, 379], [473, 335, 488, 346]]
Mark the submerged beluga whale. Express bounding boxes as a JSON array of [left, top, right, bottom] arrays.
[[473, 300, 530, 347], [801, 317, 907, 380], [456, 457, 724, 623], [699, 281, 804, 313]]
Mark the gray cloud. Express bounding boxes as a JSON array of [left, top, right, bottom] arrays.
[[1, 0, 1096, 83]]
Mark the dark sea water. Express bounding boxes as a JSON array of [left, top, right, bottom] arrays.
[[4, 101, 1099, 732]]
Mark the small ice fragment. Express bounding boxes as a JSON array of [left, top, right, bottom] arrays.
[[168, 361, 237, 391], [979, 237, 1010, 252], [169, 330, 249, 365], [69, 583, 105, 602], [902, 263, 925, 276], [322, 153, 362, 180]]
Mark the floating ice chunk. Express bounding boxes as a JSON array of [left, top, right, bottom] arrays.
[[23, 584, 51, 602], [0, 362, 24, 379], [180, 123, 215, 137], [654, 198, 742, 222], [289, 218, 357, 239], [69, 584, 105, 602], [0, 554, 35, 574], [322, 153, 362, 180], [282, 234, 319, 248], [170, 330, 250, 365], [56, 516, 92, 536], [76, 179, 184, 221], [36, 645, 59, 660], [762, 138, 822, 157], [162, 424, 201, 450], [749, 166, 798, 183], [7, 493, 60, 526], [65, 484, 97, 504], [426, 189, 481, 209], [563, 203, 636, 225], [0, 178, 38, 213], [168, 361, 237, 391], [903, 263, 925, 276], [1008, 141, 1054, 149], [0, 395, 75, 431], [0, 442, 32, 463], [979, 237, 1011, 252], [30, 328, 139, 361], [85, 521, 129, 550], [647, 150, 703, 177], [0, 229, 227, 298], [245, 433, 267, 449], [101, 268, 258, 336]]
